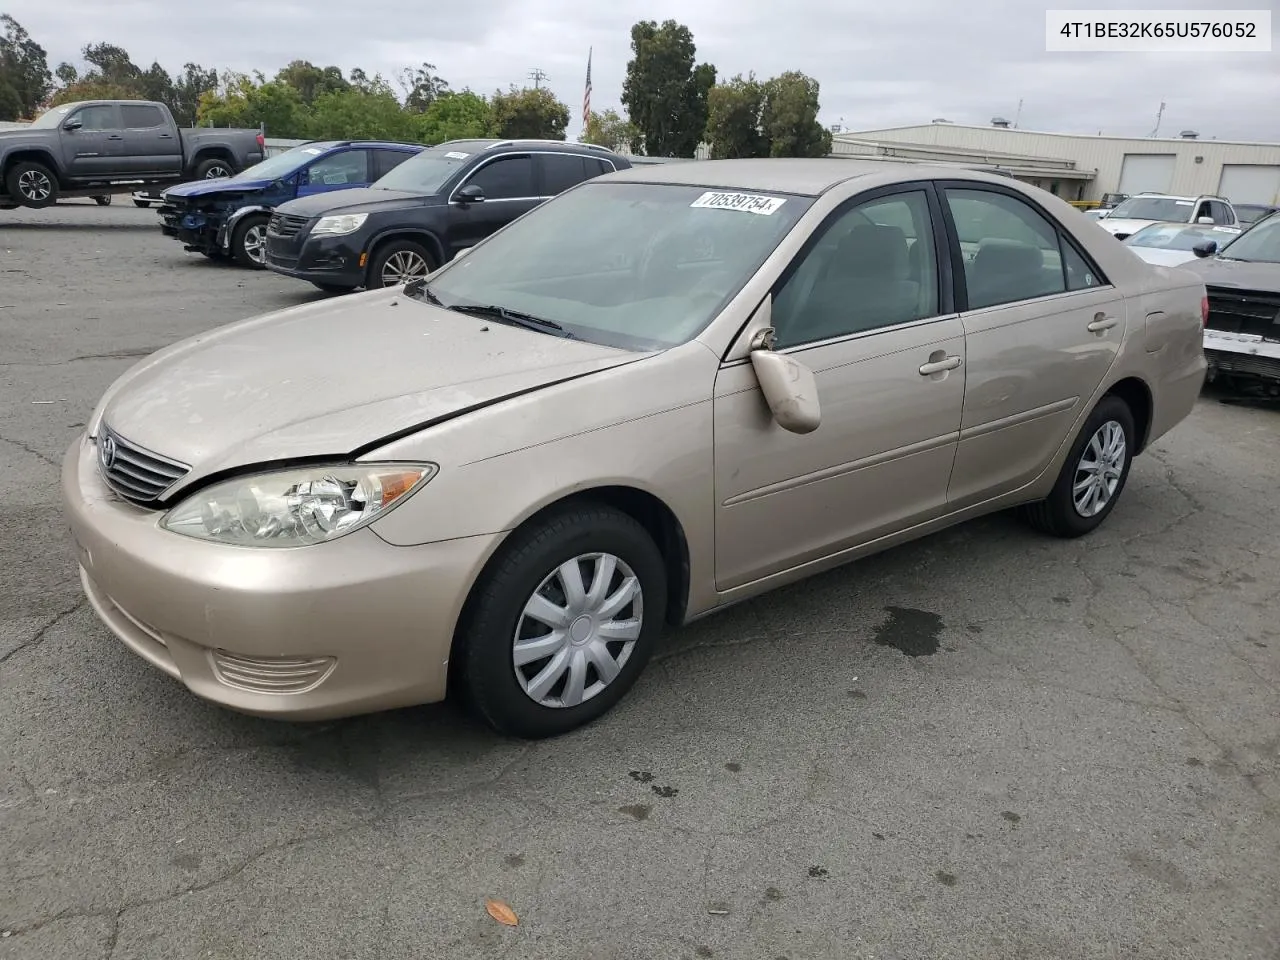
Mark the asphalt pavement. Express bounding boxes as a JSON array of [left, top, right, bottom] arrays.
[[2, 202, 1278, 960]]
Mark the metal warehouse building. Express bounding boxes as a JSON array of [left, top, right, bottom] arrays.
[[831, 122, 1280, 207]]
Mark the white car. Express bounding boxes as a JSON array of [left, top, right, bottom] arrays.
[[1097, 193, 1238, 241], [1122, 222, 1242, 266]]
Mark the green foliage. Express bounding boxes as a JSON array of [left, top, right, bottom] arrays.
[[274, 60, 349, 106], [197, 72, 309, 137], [704, 69, 831, 160], [414, 90, 494, 144], [621, 19, 716, 157], [399, 62, 450, 114], [583, 108, 637, 152], [308, 84, 417, 141], [0, 14, 52, 120], [490, 86, 570, 140], [49, 80, 137, 107]]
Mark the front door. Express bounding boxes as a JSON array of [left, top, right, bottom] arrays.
[[60, 104, 124, 179], [297, 149, 372, 198], [444, 152, 540, 258], [713, 186, 967, 590], [938, 183, 1127, 508]]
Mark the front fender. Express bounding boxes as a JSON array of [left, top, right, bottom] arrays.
[[220, 205, 272, 249]]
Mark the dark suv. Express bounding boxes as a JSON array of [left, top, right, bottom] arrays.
[[263, 139, 632, 292]]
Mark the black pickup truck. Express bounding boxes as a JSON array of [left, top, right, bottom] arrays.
[[0, 100, 264, 209]]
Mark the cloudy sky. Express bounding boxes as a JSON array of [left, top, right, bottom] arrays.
[[5, 0, 1278, 141]]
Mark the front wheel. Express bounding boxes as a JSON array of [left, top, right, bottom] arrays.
[[1020, 394, 1136, 538], [5, 161, 58, 208], [93, 195, 112, 206], [133, 199, 151, 208], [458, 503, 668, 739], [367, 239, 435, 289], [230, 214, 269, 269]]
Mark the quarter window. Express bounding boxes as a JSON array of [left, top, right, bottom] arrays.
[[946, 188, 1068, 309], [771, 190, 940, 349], [464, 155, 534, 200]]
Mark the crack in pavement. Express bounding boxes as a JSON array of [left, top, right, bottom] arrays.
[[0, 599, 86, 666], [0, 434, 61, 471]]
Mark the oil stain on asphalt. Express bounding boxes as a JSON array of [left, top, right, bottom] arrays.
[[872, 606, 944, 657]]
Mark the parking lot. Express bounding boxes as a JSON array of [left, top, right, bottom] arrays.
[[2, 201, 1278, 960]]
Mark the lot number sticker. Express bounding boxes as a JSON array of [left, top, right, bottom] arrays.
[[691, 192, 787, 215], [444, 151, 470, 159]]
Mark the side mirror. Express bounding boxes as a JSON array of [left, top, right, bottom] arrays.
[[1192, 240, 1217, 258], [456, 183, 485, 204], [63, 118, 82, 131], [1196, 216, 1214, 225], [749, 329, 820, 434]]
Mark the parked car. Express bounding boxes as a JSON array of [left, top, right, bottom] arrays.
[[0, 100, 263, 208], [63, 160, 1206, 737], [263, 139, 632, 292], [157, 140, 424, 268], [132, 189, 166, 208], [1083, 208, 1110, 220], [1233, 203, 1279, 228], [1122, 222, 1241, 266], [1182, 210, 1280, 395], [1099, 193, 1128, 209], [1097, 192, 1239, 240]]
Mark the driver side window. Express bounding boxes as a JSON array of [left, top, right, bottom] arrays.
[[72, 105, 118, 132], [462, 155, 534, 200]]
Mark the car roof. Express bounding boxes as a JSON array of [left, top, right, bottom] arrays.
[[433, 138, 628, 159], [603, 158, 1032, 197]]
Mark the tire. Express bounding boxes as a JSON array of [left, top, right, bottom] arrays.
[[367, 239, 435, 289], [133, 199, 151, 208], [93, 195, 112, 206], [193, 158, 234, 180], [311, 282, 357, 294], [458, 503, 668, 739], [229, 214, 269, 269], [1020, 394, 1136, 538], [5, 161, 58, 208]]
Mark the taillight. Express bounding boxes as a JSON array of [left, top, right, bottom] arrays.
[[1201, 294, 1209, 327]]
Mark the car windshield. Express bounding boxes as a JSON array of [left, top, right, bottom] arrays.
[[28, 104, 78, 128], [232, 143, 339, 181], [421, 181, 814, 350], [1217, 215, 1280, 263], [1125, 224, 1228, 250], [1235, 204, 1273, 223], [373, 143, 487, 194], [1109, 197, 1196, 221]]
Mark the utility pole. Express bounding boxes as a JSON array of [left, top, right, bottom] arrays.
[[528, 68, 548, 89], [1149, 101, 1166, 138]]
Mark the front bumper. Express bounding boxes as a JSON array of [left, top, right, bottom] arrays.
[[62, 436, 502, 720], [264, 230, 367, 287], [158, 204, 223, 252]]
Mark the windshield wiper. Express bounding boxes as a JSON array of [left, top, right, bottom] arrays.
[[449, 303, 572, 337], [403, 277, 443, 305]]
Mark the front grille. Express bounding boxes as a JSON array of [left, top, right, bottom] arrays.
[[1206, 288, 1280, 340], [96, 424, 190, 505], [211, 650, 337, 695], [268, 213, 307, 239]]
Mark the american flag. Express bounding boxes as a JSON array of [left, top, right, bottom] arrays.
[[582, 48, 592, 131]]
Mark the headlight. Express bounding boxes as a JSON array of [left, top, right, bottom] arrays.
[[161, 463, 436, 547], [311, 213, 368, 237]]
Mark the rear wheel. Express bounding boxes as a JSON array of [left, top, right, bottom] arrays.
[[367, 239, 435, 289], [93, 195, 112, 206], [193, 158, 234, 180], [230, 214, 269, 269], [5, 161, 58, 208], [458, 503, 668, 739], [1020, 394, 1136, 538], [133, 198, 152, 208]]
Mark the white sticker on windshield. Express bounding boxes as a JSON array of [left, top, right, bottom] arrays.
[[1212, 226, 1237, 232], [302, 148, 322, 155], [690, 191, 786, 215], [1174, 200, 1193, 206], [444, 151, 469, 159]]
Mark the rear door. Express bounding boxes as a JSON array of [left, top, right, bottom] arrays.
[[535, 152, 609, 199], [372, 148, 415, 181], [297, 148, 373, 198], [60, 104, 124, 179], [443, 152, 538, 256], [939, 182, 1126, 509], [119, 103, 182, 175]]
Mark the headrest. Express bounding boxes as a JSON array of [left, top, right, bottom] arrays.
[[973, 237, 1044, 275], [832, 223, 909, 278]]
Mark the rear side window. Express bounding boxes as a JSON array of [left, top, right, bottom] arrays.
[[374, 149, 414, 179], [540, 154, 595, 195], [464, 154, 534, 200], [946, 188, 1066, 309], [121, 104, 166, 128]]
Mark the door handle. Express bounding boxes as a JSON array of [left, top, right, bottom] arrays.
[[107, 135, 123, 140], [158, 133, 173, 139], [919, 355, 962, 376], [1087, 313, 1118, 332]]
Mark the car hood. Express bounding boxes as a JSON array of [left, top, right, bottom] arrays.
[[94, 289, 643, 486], [164, 177, 275, 199], [1098, 218, 1158, 236], [1126, 247, 1200, 267], [275, 187, 433, 219], [1178, 256, 1280, 293]]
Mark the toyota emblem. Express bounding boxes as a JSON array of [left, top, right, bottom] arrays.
[[99, 435, 117, 470]]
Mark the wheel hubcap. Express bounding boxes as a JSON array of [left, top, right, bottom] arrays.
[[513, 553, 643, 709], [243, 225, 266, 264], [205, 165, 230, 178], [1073, 419, 1127, 518], [18, 170, 51, 201], [381, 250, 428, 286]]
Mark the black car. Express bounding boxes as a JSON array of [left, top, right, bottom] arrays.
[[1234, 203, 1279, 228], [263, 139, 633, 292], [1182, 211, 1280, 395]]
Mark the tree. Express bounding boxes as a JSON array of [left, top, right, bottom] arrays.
[[399, 62, 450, 113], [197, 72, 308, 137], [620, 19, 716, 157], [275, 60, 349, 106], [490, 86, 569, 140], [704, 73, 766, 159], [80, 42, 141, 88], [171, 63, 219, 127], [414, 90, 493, 143], [759, 71, 831, 158], [309, 84, 417, 141], [0, 14, 52, 120], [583, 108, 638, 153]]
